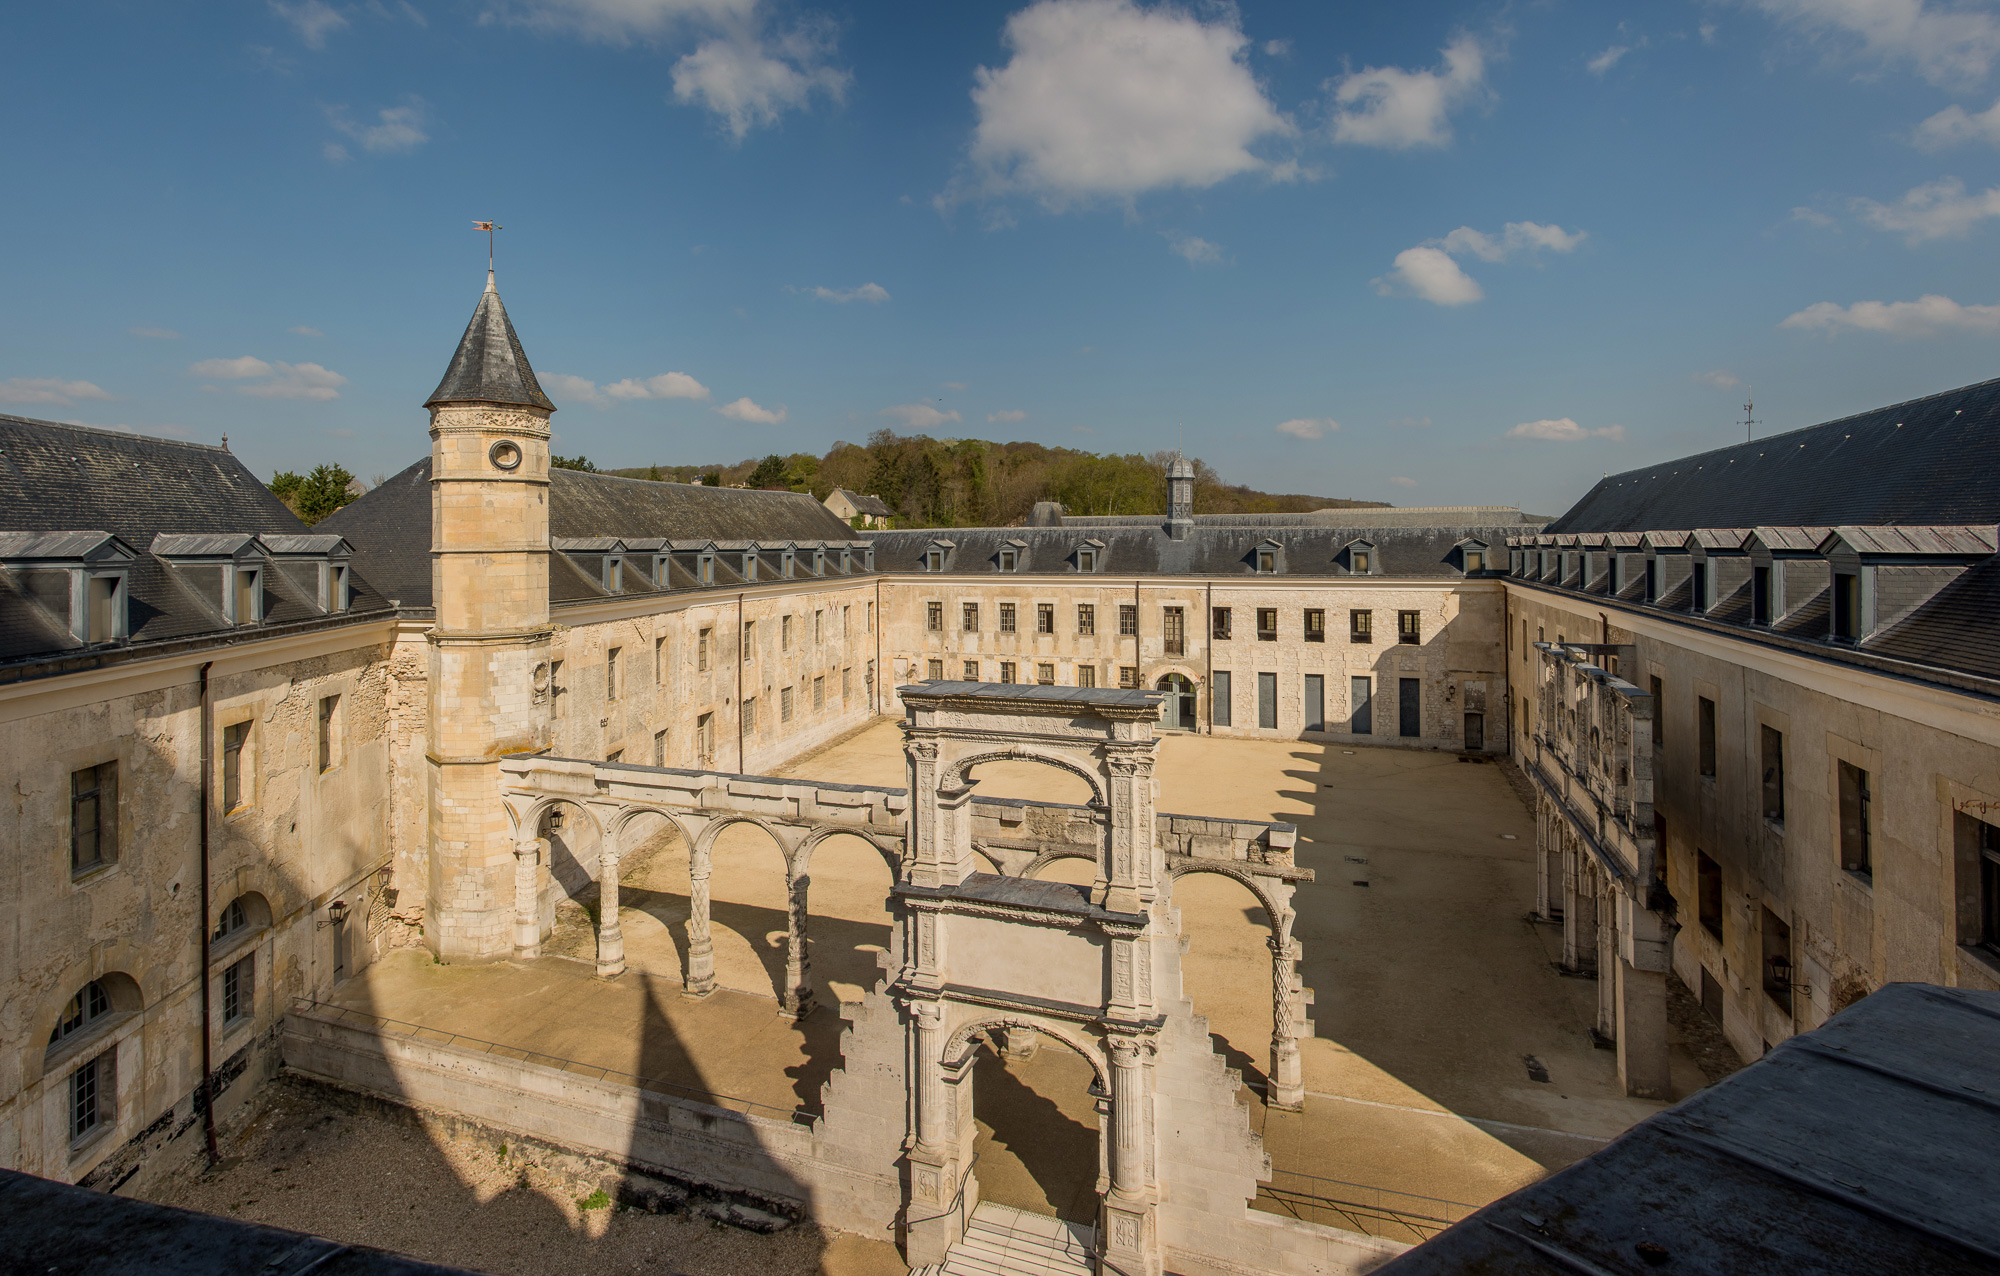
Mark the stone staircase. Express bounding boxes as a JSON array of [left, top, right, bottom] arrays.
[[913, 1201, 1097, 1276]]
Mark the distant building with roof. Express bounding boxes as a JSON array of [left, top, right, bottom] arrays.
[[824, 487, 893, 528]]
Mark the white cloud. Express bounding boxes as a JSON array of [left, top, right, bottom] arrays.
[[1693, 369, 1743, 389], [0, 378, 115, 407], [1790, 205, 1837, 227], [1700, 22, 1719, 44], [1275, 417, 1338, 439], [487, 0, 757, 42], [190, 356, 275, 379], [1779, 293, 2000, 335], [1167, 233, 1224, 264], [1916, 97, 2000, 148], [1328, 33, 1487, 149], [326, 97, 430, 155], [1374, 220, 1584, 306], [1748, 0, 2000, 87], [671, 25, 850, 140], [988, 409, 1027, 422], [129, 326, 178, 340], [603, 371, 712, 400], [716, 396, 787, 423], [542, 373, 611, 407], [1587, 44, 1631, 75], [272, 0, 349, 48], [801, 282, 890, 304], [190, 356, 345, 400], [882, 403, 963, 429], [289, 325, 324, 336], [1373, 246, 1483, 305], [1853, 176, 2000, 242], [1507, 417, 1626, 442], [324, 142, 350, 163], [956, 0, 1291, 204], [1389, 475, 1418, 488]]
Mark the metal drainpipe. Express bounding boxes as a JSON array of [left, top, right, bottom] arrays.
[[197, 660, 218, 1164], [737, 592, 746, 773], [1205, 581, 1213, 735], [873, 576, 883, 714]]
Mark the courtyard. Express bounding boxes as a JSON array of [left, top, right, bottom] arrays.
[[262, 718, 1719, 1265]]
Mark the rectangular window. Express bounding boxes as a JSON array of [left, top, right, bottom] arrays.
[[1650, 676, 1663, 747], [928, 659, 945, 680], [842, 605, 850, 637], [1078, 549, 1096, 573], [867, 601, 875, 632], [70, 762, 116, 873], [698, 629, 711, 672], [653, 729, 666, 766], [607, 647, 621, 700], [1000, 603, 1017, 633], [87, 573, 120, 638], [813, 676, 825, 710], [1037, 604, 1055, 634], [1697, 696, 1717, 777], [1762, 907, 1793, 1016], [656, 636, 667, 685], [1350, 609, 1372, 643], [1397, 611, 1421, 644], [1304, 674, 1324, 732], [1212, 671, 1232, 726], [1839, 762, 1871, 878], [782, 615, 793, 650], [222, 722, 249, 813], [1118, 604, 1137, 636], [1257, 672, 1277, 729], [742, 620, 755, 662], [318, 694, 339, 773], [696, 712, 715, 763], [1256, 609, 1277, 641], [1120, 665, 1138, 689], [235, 568, 260, 625], [1399, 677, 1421, 738], [781, 686, 795, 723], [1692, 561, 1709, 611], [69, 1049, 113, 1145], [998, 548, 1017, 572], [1077, 604, 1095, 636], [1164, 607, 1186, 655], [842, 667, 851, 699], [815, 610, 824, 643], [223, 952, 253, 1025], [1834, 572, 1861, 640], [963, 603, 979, 632], [928, 601, 944, 632], [1761, 725, 1785, 823], [962, 661, 980, 681], [1211, 607, 1232, 640], [1304, 609, 1325, 643], [1036, 662, 1056, 685], [1257, 548, 1276, 573], [1973, 816, 2000, 956], [1351, 677, 1373, 734], [743, 696, 758, 734], [1697, 850, 1723, 939], [1077, 664, 1097, 688], [1000, 661, 1017, 684]]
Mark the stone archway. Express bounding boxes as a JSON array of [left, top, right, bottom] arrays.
[[1156, 673, 1196, 731]]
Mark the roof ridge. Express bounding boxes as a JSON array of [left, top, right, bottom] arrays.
[[555, 469, 818, 496], [0, 413, 230, 452]]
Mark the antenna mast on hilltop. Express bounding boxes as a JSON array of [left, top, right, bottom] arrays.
[[1740, 392, 1759, 442]]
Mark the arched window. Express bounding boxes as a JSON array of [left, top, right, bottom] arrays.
[[46, 974, 140, 1148], [49, 980, 113, 1048]]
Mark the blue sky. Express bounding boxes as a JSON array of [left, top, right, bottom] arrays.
[[7, 0, 2000, 514]]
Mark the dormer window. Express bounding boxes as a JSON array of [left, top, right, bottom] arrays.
[[743, 551, 759, 582], [863, 547, 876, 572], [1833, 570, 1861, 641], [1464, 549, 1483, 573], [782, 549, 796, 578], [604, 556, 624, 593], [323, 562, 350, 612], [812, 548, 826, 576], [1351, 550, 1368, 573], [230, 566, 262, 626], [700, 553, 716, 585], [1078, 548, 1097, 573], [1256, 548, 1278, 573], [998, 548, 1018, 572], [926, 549, 945, 572], [1341, 539, 1374, 575]]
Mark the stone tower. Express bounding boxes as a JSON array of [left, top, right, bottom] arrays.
[[423, 269, 557, 960], [1165, 454, 1195, 540]]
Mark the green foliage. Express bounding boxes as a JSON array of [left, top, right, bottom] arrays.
[[551, 454, 598, 472], [746, 454, 790, 488], [577, 1189, 611, 1211], [269, 463, 359, 526]]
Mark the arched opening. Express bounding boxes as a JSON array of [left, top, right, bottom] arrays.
[[534, 797, 603, 954], [966, 1025, 1104, 1227], [1157, 673, 1196, 731], [1031, 854, 1098, 887], [704, 818, 795, 1002], [797, 831, 895, 1006], [959, 754, 1096, 806], [568, 808, 685, 977], [212, 892, 272, 1031], [1173, 868, 1278, 1096]]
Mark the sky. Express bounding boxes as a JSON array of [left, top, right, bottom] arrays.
[[7, 0, 2000, 515]]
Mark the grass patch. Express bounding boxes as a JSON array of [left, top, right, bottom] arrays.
[[577, 1188, 611, 1212]]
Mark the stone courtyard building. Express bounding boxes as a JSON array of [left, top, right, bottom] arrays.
[[4, 268, 1999, 1272]]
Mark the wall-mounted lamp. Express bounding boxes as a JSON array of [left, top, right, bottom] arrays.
[[318, 899, 348, 931]]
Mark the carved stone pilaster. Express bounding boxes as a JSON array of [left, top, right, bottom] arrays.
[[512, 839, 541, 959]]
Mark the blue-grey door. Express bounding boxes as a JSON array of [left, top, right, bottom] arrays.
[[1399, 677, 1421, 737], [1257, 672, 1277, 729], [1212, 671, 1232, 727], [1350, 676, 1372, 734], [1304, 675, 1324, 732]]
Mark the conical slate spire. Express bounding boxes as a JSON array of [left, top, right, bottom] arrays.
[[424, 270, 556, 411]]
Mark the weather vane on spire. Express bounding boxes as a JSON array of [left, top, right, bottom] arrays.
[[473, 220, 502, 272]]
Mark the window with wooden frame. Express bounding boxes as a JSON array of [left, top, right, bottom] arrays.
[[70, 762, 117, 874], [1304, 609, 1325, 642], [1350, 609, 1372, 643]]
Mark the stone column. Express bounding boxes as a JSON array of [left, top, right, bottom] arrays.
[[1103, 749, 1158, 915], [1616, 891, 1675, 1099], [596, 833, 625, 979], [513, 837, 542, 959], [913, 1002, 947, 1155], [782, 869, 815, 1018], [1563, 836, 1597, 972], [1102, 1036, 1160, 1276], [685, 836, 716, 996], [903, 1000, 961, 1269], [1267, 932, 1304, 1111], [1595, 880, 1617, 1042], [1535, 799, 1561, 923]]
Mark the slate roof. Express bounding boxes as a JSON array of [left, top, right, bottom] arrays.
[[0, 415, 390, 664], [1547, 375, 2000, 534], [867, 521, 1516, 578], [832, 488, 892, 518], [1375, 983, 2000, 1276], [424, 271, 555, 411], [320, 459, 868, 610]]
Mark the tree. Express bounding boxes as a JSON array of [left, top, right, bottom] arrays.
[[551, 454, 597, 472], [746, 454, 789, 489], [270, 463, 359, 525]]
